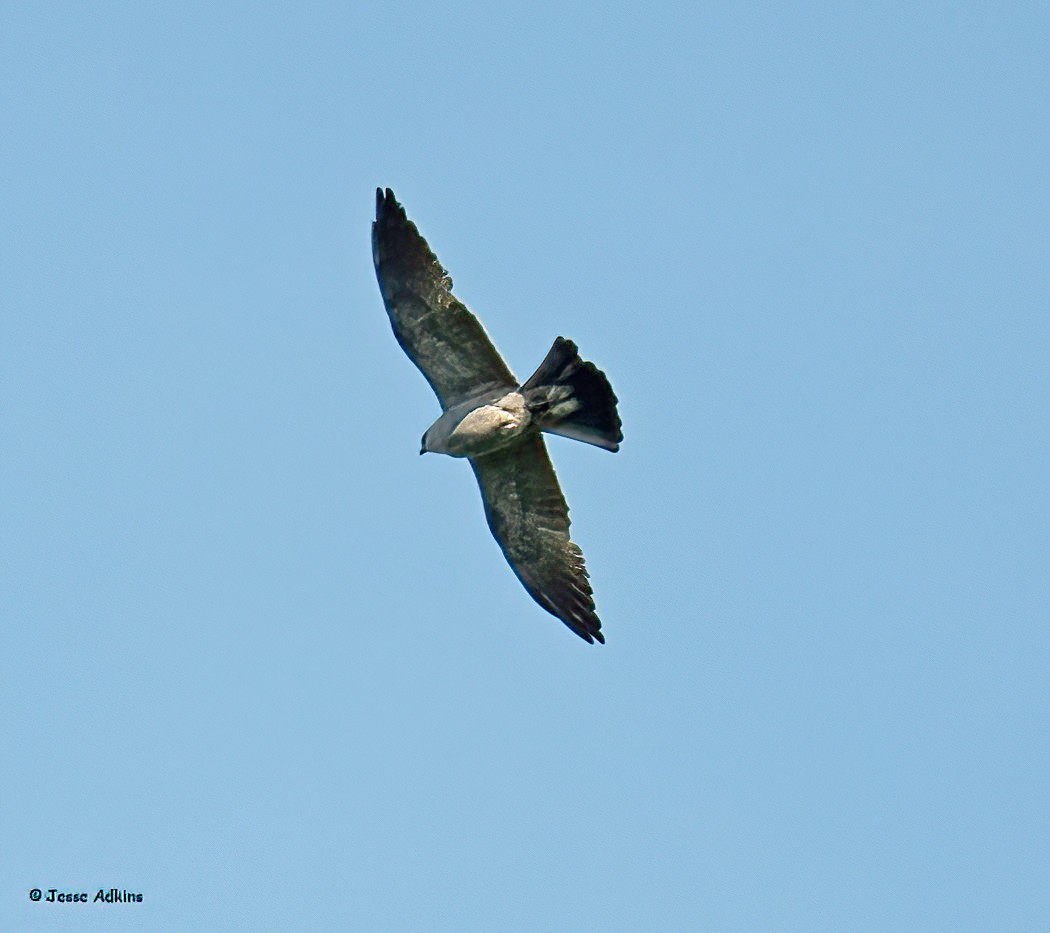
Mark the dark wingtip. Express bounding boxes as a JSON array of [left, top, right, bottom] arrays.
[[375, 187, 400, 215], [375, 188, 408, 226], [573, 621, 605, 645]]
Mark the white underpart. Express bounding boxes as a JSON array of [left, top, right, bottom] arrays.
[[494, 391, 528, 421], [547, 398, 581, 420], [443, 392, 531, 456]]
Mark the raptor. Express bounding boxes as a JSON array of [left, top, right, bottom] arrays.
[[371, 189, 622, 644]]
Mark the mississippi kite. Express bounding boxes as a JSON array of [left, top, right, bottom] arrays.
[[371, 188, 622, 644]]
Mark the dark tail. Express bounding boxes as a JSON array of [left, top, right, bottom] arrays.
[[521, 338, 623, 452]]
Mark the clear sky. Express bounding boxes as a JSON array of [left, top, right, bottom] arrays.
[[3, 2, 1048, 930]]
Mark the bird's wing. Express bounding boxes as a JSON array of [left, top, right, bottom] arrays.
[[372, 188, 517, 409], [470, 434, 604, 644]]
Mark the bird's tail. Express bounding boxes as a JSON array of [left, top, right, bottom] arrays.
[[521, 338, 622, 452]]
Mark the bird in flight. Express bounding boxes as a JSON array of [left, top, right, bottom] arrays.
[[371, 189, 622, 644]]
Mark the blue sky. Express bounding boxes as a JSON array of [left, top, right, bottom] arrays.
[[3, 2, 1048, 930]]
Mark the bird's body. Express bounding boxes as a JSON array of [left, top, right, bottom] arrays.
[[422, 390, 531, 458], [371, 188, 622, 644]]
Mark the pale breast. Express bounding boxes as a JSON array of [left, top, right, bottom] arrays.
[[446, 392, 532, 457]]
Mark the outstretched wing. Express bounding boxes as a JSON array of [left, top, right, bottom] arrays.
[[372, 188, 517, 409], [470, 435, 604, 644]]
